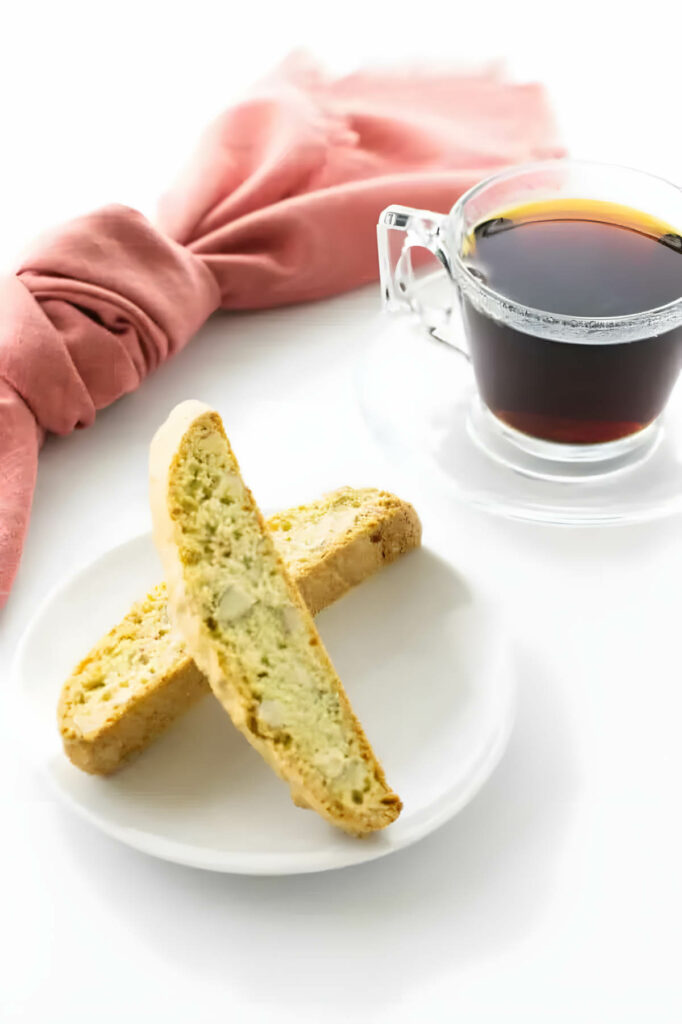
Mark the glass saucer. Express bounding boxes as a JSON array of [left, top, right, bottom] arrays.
[[357, 279, 682, 526]]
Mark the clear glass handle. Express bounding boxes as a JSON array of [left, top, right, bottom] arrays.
[[377, 204, 468, 357]]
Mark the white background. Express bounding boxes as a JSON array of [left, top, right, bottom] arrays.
[[2, 1, 682, 1020]]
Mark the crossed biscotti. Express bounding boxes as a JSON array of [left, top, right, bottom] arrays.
[[59, 484, 420, 780]]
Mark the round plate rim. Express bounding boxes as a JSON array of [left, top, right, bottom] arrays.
[[11, 530, 517, 875]]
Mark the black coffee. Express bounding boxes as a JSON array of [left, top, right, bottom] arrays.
[[461, 199, 682, 444]]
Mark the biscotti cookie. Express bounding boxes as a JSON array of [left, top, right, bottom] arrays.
[[58, 487, 421, 775], [149, 400, 402, 834]]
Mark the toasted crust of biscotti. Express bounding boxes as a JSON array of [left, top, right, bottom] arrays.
[[149, 401, 402, 835], [58, 487, 420, 775], [59, 645, 207, 775], [271, 489, 421, 615]]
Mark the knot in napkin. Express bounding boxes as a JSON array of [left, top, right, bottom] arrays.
[[0, 55, 563, 606], [0, 207, 218, 601]]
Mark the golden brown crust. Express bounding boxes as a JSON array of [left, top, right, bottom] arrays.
[[150, 403, 402, 835], [58, 488, 421, 776], [59, 659, 206, 774], [295, 494, 421, 614]]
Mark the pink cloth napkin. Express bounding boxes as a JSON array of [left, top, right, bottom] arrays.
[[0, 55, 562, 606]]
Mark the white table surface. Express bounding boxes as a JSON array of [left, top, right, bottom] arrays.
[[2, 2, 682, 1021]]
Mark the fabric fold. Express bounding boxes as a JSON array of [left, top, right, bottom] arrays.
[[0, 55, 563, 606]]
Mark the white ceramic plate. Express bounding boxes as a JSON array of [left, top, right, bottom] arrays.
[[12, 531, 515, 874]]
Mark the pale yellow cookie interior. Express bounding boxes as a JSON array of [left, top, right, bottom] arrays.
[[169, 422, 395, 814]]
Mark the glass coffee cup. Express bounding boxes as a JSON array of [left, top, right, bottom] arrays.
[[377, 160, 682, 481]]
